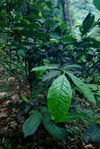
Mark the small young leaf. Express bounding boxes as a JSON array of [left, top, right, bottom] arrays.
[[93, 0, 100, 11], [67, 72, 96, 106], [31, 66, 58, 72], [21, 93, 30, 104], [47, 75, 72, 122], [42, 115, 67, 141], [23, 110, 42, 137]]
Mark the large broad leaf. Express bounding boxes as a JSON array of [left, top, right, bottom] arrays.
[[31, 66, 58, 72], [93, 0, 100, 11], [67, 73, 96, 106], [42, 115, 67, 141], [61, 113, 87, 122], [80, 13, 95, 36], [23, 110, 42, 137], [47, 75, 72, 122], [84, 124, 100, 143]]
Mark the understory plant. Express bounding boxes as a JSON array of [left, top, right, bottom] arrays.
[[0, 0, 100, 143], [22, 0, 100, 138], [22, 65, 99, 141]]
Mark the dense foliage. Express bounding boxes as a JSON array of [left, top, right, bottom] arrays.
[[0, 0, 100, 148]]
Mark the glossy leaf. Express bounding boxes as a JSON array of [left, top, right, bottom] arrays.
[[42, 115, 67, 141], [93, 0, 100, 11], [80, 13, 95, 36], [31, 66, 58, 72], [63, 65, 81, 69], [67, 72, 96, 106], [47, 75, 72, 122], [23, 110, 42, 137]]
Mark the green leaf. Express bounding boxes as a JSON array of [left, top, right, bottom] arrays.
[[62, 35, 76, 42], [84, 124, 100, 143], [61, 113, 87, 122], [32, 88, 43, 97], [35, 70, 44, 79], [60, 23, 67, 31], [87, 84, 98, 91], [67, 73, 96, 106], [96, 117, 100, 125], [17, 49, 26, 57], [63, 65, 81, 69], [50, 33, 60, 40], [21, 93, 30, 104], [25, 14, 42, 19], [93, 0, 100, 11], [23, 110, 42, 137], [42, 115, 67, 141], [47, 75, 72, 122], [40, 107, 50, 116], [42, 70, 60, 82], [80, 13, 95, 36], [31, 66, 58, 72]]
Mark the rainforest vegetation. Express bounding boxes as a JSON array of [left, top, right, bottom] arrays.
[[0, 0, 100, 148]]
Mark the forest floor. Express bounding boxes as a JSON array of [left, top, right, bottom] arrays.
[[0, 66, 100, 149]]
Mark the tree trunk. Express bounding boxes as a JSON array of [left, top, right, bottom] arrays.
[[61, 0, 67, 24], [66, 0, 72, 29], [6, 0, 10, 14]]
